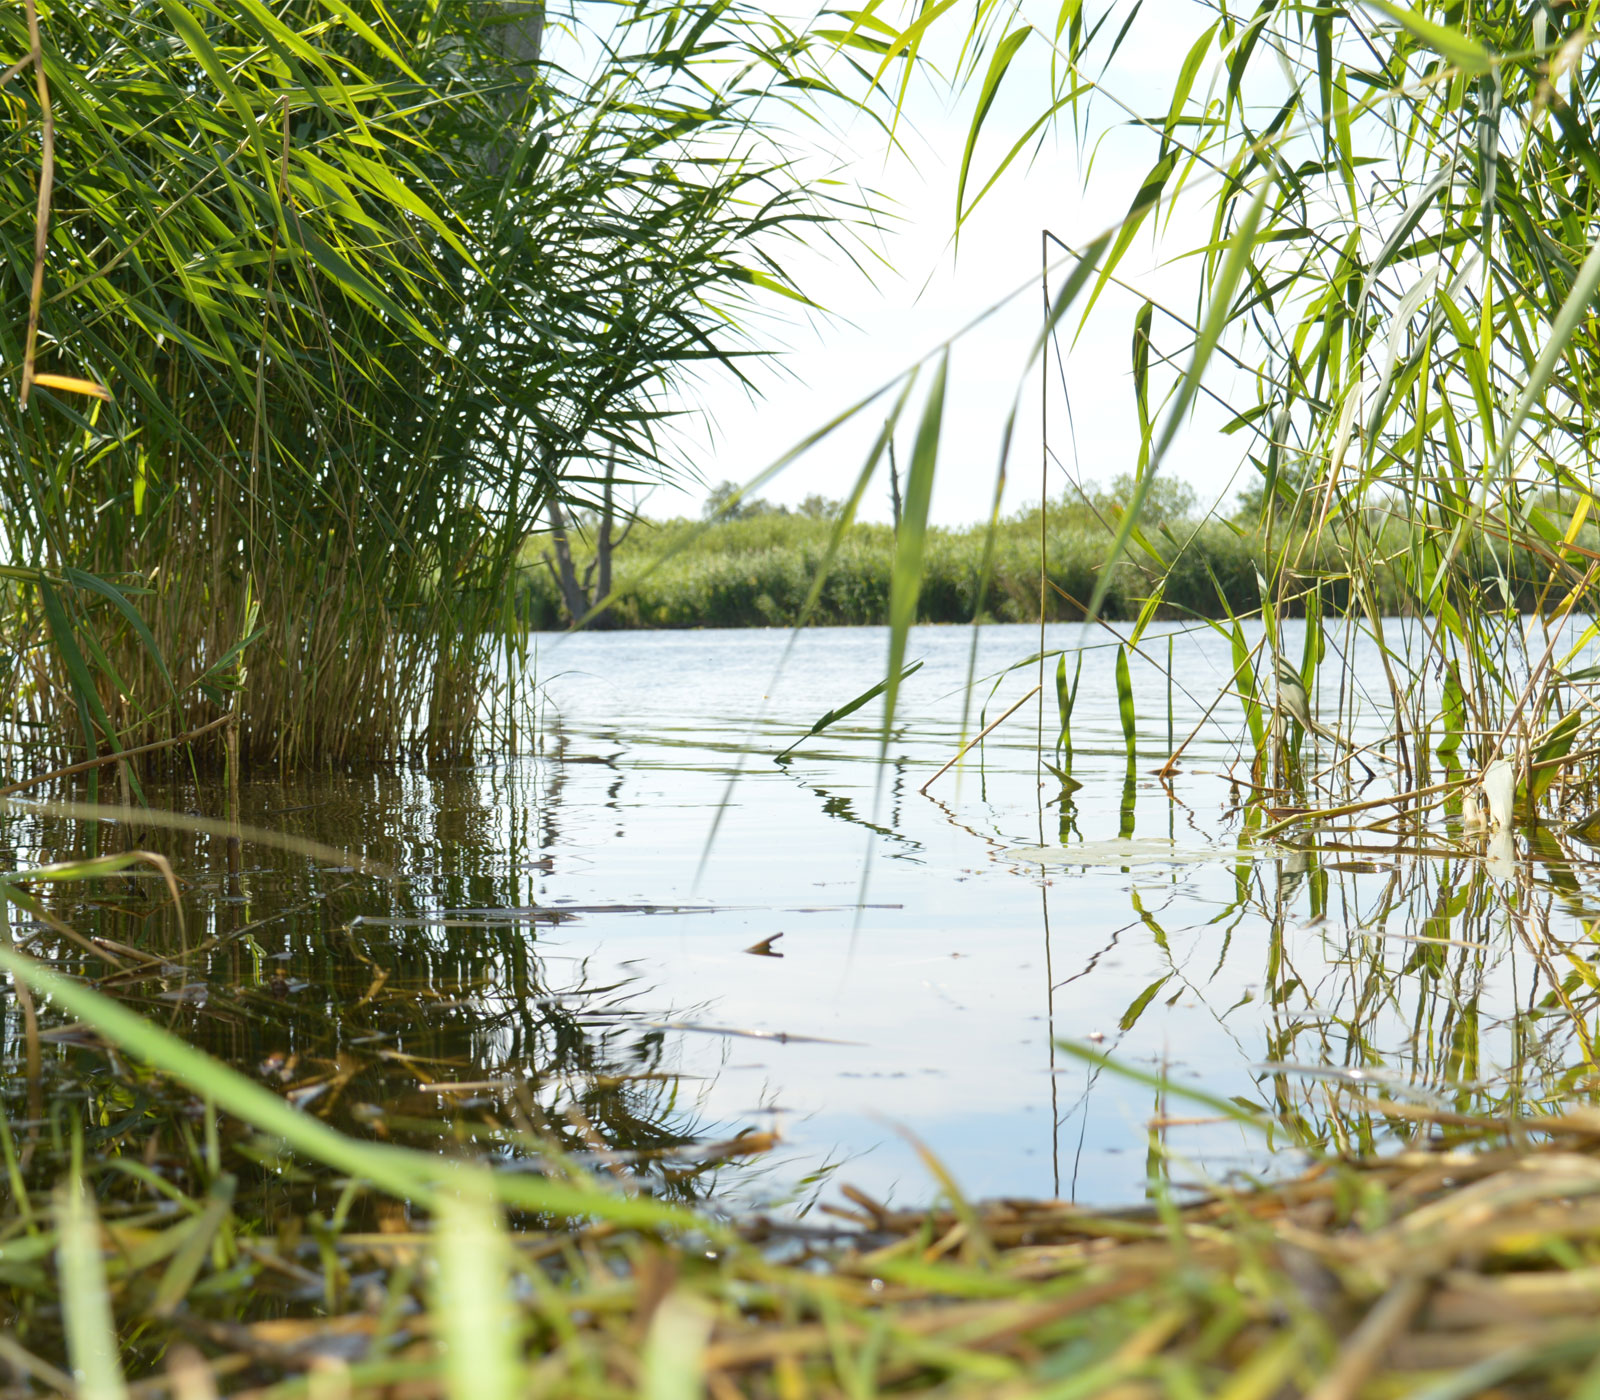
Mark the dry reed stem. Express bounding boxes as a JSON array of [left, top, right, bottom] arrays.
[[920, 683, 1041, 792], [19, 0, 52, 408], [0, 714, 233, 798]]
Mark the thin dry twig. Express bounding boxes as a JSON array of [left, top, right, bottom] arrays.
[[920, 683, 1041, 793]]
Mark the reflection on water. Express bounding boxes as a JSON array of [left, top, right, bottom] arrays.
[[6, 620, 1600, 1212]]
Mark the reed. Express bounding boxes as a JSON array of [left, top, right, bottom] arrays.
[[13, 0, 1600, 1391], [668, 0, 1600, 837]]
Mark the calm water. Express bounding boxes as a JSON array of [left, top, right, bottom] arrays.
[[8, 619, 1600, 1213]]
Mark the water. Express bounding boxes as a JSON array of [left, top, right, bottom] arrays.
[[7, 619, 1600, 1215]]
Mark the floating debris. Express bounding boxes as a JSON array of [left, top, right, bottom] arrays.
[[645, 1019, 864, 1046], [1007, 838, 1253, 868]]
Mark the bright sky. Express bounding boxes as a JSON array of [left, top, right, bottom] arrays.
[[644, 2, 1261, 527]]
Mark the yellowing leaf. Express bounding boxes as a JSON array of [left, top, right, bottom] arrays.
[[31, 373, 111, 401]]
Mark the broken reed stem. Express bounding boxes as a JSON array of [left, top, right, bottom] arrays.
[[920, 683, 1041, 793], [0, 714, 233, 798], [1266, 737, 1600, 843], [1257, 777, 1464, 839]]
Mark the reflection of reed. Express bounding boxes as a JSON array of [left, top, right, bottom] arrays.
[[1248, 835, 1600, 1152], [0, 764, 746, 1214], [1037, 793, 1600, 1175]]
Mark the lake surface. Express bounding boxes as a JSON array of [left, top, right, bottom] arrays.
[[8, 619, 1600, 1215]]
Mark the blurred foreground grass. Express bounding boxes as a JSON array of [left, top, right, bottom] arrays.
[[8, 946, 1600, 1399]]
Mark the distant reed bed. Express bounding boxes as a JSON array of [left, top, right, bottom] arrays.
[[517, 501, 1573, 630]]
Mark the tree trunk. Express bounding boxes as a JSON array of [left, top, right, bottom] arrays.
[[480, 2, 545, 174], [888, 434, 903, 533], [544, 498, 588, 623], [595, 455, 615, 621]]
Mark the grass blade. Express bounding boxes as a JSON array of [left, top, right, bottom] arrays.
[[1431, 233, 1600, 595], [956, 25, 1031, 232], [643, 1290, 714, 1400], [1056, 651, 1082, 761], [436, 1173, 522, 1400], [1115, 644, 1136, 759], [1364, 0, 1493, 73], [63, 566, 176, 695], [777, 661, 924, 760], [56, 1174, 128, 1400], [150, 1175, 234, 1318], [1055, 1040, 1268, 1130], [1496, 234, 1600, 471]]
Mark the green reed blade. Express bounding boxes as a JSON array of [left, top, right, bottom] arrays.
[[1231, 621, 1265, 755], [1438, 664, 1466, 758], [956, 25, 1032, 233], [1530, 709, 1584, 803], [1115, 644, 1136, 759], [643, 1291, 714, 1400], [62, 567, 175, 696], [880, 352, 946, 763], [150, 1174, 234, 1318], [1085, 176, 1270, 624], [436, 1173, 522, 1400], [1056, 651, 1082, 761], [792, 378, 918, 632], [1366, 0, 1494, 74], [1055, 1040, 1268, 1130], [777, 661, 924, 761]]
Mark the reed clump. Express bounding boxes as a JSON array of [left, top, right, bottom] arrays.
[[0, 0, 858, 774]]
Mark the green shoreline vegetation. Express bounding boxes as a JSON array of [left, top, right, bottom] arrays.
[[518, 476, 1579, 630]]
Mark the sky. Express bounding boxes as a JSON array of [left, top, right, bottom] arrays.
[[637, 1, 1263, 527]]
